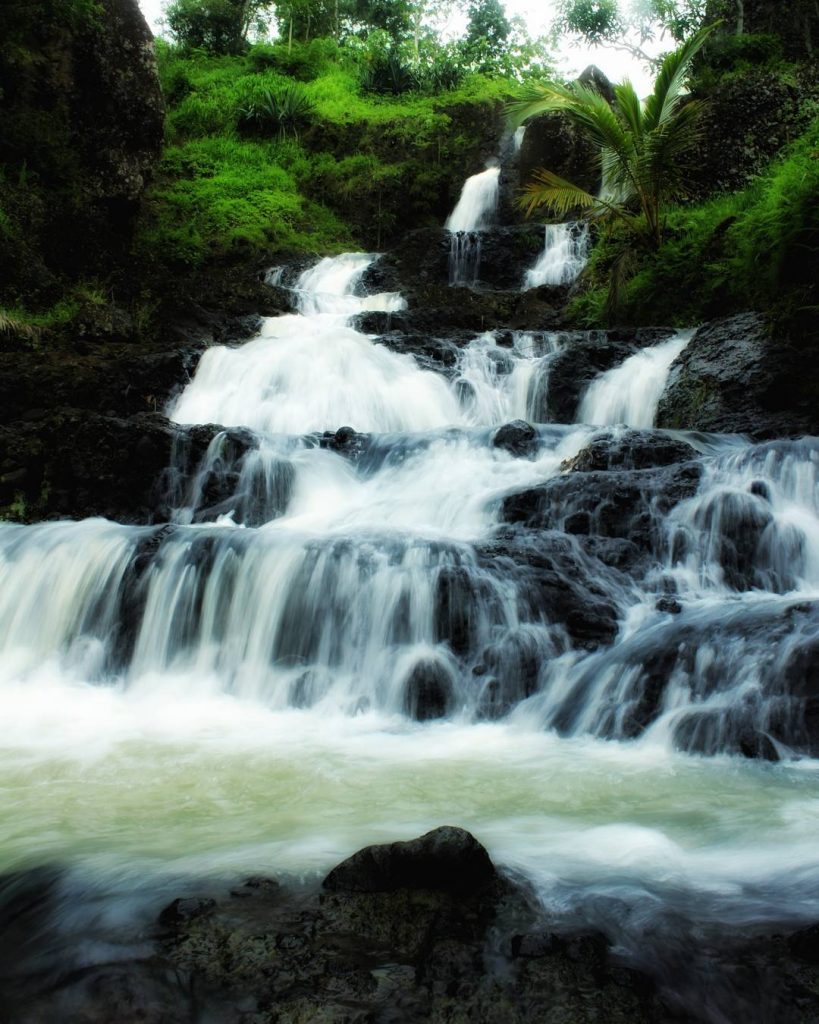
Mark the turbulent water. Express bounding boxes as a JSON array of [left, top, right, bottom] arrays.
[[3, 247, 819, 1018], [524, 222, 590, 289], [578, 330, 694, 427]]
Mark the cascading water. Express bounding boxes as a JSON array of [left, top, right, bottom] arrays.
[[524, 222, 590, 289], [3, 250, 819, 1022], [577, 330, 693, 427], [445, 165, 500, 285]]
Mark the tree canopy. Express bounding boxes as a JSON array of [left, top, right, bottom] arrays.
[[554, 0, 707, 63], [165, 0, 275, 52]]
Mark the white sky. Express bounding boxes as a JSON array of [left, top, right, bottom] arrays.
[[137, 0, 659, 94]]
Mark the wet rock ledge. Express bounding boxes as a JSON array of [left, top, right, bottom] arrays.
[[156, 827, 675, 1024], [6, 827, 819, 1023]]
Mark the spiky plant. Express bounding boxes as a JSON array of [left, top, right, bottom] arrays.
[[239, 82, 315, 141], [509, 25, 716, 249], [0, 311, 39, 342]]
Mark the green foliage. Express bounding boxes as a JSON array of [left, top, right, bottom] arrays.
[[361, 50, 419, 95], [144, 38, 515, 269], [165, 0, 274, 54], [464, 0, 511, 71], [237, 80, 316, 137], [140, 136, 350, 265], [554, 0, 706, 64], [248, 37, 341, 77], [692, 32, 791, 90], [511, 27, 715, 248], [568, 117, 819, 328]]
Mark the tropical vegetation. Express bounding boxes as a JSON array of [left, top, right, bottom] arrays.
[[509, 25, 715, 249]]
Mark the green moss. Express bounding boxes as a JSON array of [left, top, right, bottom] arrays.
[[138, 136, 352, 266]]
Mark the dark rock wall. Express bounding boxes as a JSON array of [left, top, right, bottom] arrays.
[[657, 312, 819, 438], [0, 0, 164, 301], [691, 65, 819, 196]]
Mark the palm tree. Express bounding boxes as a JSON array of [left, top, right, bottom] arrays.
[[509, 26, 716, 249]]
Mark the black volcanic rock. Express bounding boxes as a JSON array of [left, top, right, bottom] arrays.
[[657, 313, 819, 438], [493, 420, 540, 457], [323, 826, 496, 895]]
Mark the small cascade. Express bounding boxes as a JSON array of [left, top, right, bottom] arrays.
[[445, 166, 500, 233], [170, 257, 459, 435], [524, 222, 590, 290], [454, 332, 563, 425], [577, 331, 693, 428], [513, 126, 526, 153], [445, 165, 500, 286]]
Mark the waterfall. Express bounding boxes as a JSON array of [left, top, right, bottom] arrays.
[[445, 165, 500, 286], [577, 331, 693, 428], [445, 166, 500, 233], [523, 222, 590, 290], [3, 248, 819, 1020]]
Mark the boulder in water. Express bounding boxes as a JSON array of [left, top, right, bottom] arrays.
[[656, 312, 819, 438], [691, 488, 774, 590], [434, 565, 483, 657], [502, 463, 702, 559], [158, 896, 216, 929], [477, 530, 622, 649], [322, 826, 496, 895], [318, 425, 370, 460], [562, 430, 697, 472], [402, 659, 454, 721], [493, 420, 540, 458]]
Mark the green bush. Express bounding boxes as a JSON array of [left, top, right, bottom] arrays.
[[139, 136, 351, 266], [249, 38, 342, 79], [568, 116, 819, 329], [237, 80, 316, 139], [699, 32, 785, 76], [361, 52, 419, 96]]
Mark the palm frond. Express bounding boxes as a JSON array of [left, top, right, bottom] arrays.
[[643, 24, 716, 132], [613, 80, 643, 140], [506, 81, 579, 126], [515, 170, 600, 219], [640, 99, 706, 198]]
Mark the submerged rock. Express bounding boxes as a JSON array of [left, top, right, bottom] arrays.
[[493, 420, 539, 458], [502, 463, 702, 559], [477, 530, 623, 649], [402, 659, 455, 722], [148, 830, 676, 1023], [563, 430, 697, 472]]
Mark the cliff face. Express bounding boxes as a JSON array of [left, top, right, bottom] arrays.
[[0, 0, 164, 303]]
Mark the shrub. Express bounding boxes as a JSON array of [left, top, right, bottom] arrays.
[[237, 80, 316, 139], [361, 52, 419, 96]]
